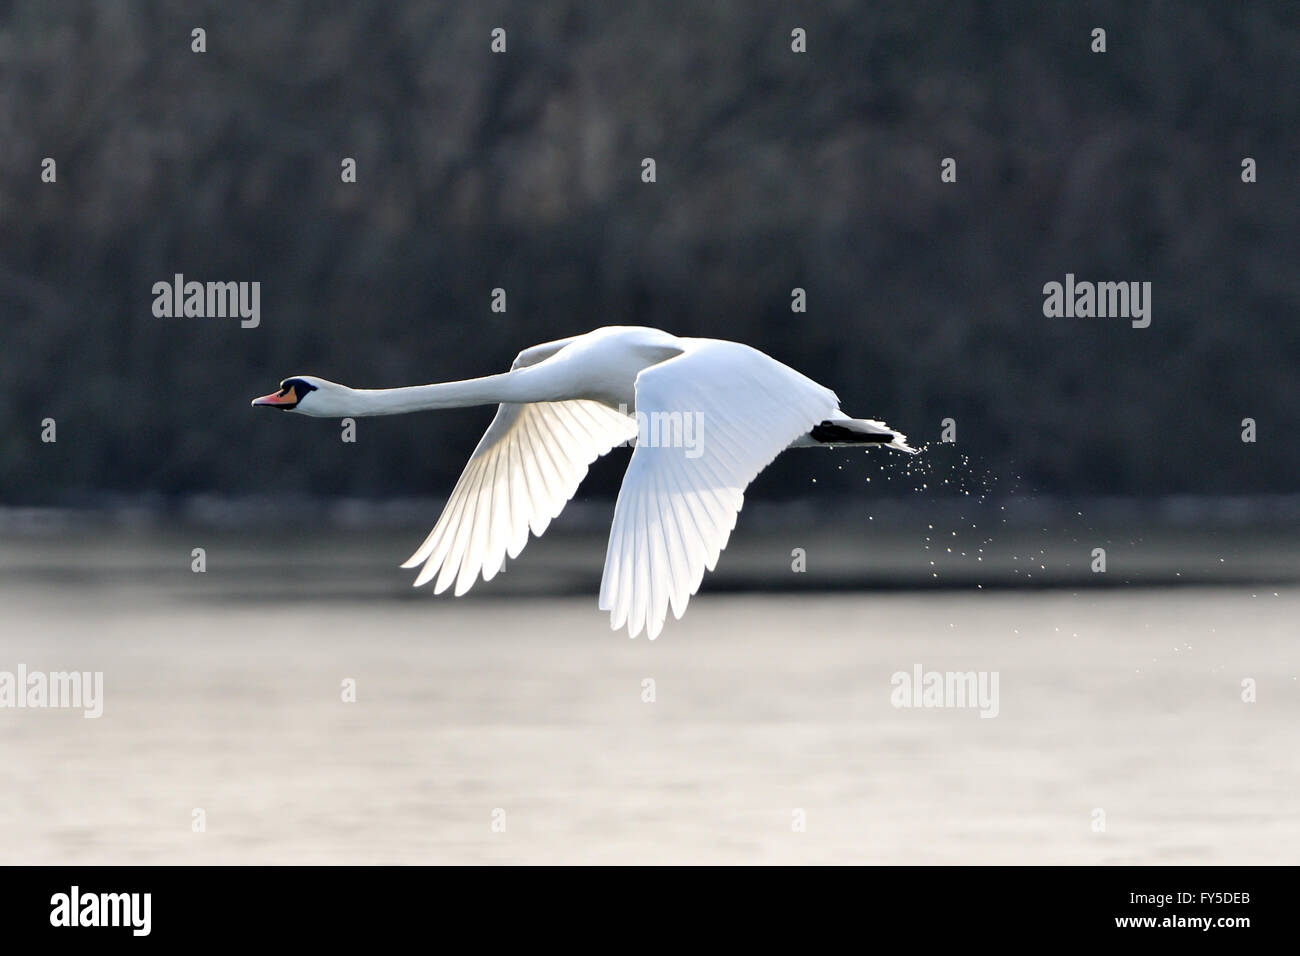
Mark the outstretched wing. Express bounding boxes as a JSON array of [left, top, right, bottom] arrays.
[[403, 342, 637, 595], [598, 340, 841, 638]]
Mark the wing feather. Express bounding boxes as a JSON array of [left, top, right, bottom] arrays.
[[404, 398, 638, 593], [599, 340, 840, 638]]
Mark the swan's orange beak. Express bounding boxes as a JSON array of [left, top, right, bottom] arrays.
[[251, 386, 296, 407]]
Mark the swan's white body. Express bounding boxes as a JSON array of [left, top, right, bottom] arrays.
[[253, 326, 915, 638]]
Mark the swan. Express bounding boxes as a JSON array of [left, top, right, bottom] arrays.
[[252, 326, 916, 638]]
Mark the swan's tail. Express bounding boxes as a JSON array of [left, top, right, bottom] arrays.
[[808, 417, 918, 454]]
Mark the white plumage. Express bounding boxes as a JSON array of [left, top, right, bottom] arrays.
[[598, 340, 840, 638], [403, 399, 637, 595], [252, 326, 916, 638]]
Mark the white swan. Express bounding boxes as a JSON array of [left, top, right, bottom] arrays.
[[252, 326, 916, 638]]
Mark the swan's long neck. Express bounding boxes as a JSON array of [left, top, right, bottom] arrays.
[[329, 369, 563, 416]]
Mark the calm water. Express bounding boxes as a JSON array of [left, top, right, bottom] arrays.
[[2, 578, 1297, 864]]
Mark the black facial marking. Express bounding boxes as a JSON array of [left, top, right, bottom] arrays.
[[268, 377, 317, 410]]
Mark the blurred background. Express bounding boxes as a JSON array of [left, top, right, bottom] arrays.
[[1, 1, 1298, 864], [2, 0, 1297, 509]]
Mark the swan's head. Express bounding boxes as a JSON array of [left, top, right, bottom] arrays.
[[251, 376, 340, 416]]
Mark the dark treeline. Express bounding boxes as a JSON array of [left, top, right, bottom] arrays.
[[2, 1, 1297, 505]]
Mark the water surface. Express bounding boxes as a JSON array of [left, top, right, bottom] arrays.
[[2, 581, 1295, 864]]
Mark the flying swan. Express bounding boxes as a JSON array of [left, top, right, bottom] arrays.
[[252, 326, 916, 638]]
